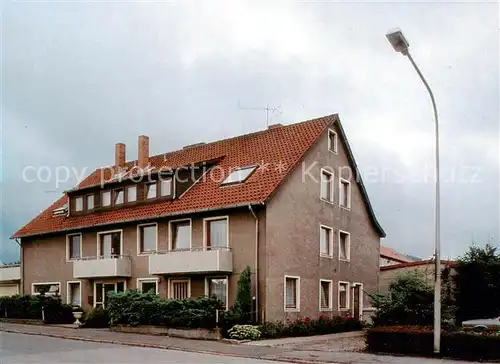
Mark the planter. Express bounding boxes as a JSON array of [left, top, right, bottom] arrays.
[[72, 312, 83, 326], [111, 325, 222, 340]]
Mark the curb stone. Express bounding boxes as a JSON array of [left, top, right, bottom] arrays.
[[0, 328, 340, 364]]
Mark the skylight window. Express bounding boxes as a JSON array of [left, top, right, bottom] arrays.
[[221, 166, 257, 185]]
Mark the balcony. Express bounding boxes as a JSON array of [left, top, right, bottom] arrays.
[[0, 264, 21, 282], [149, 248, 233, 275], [73, 255, 132, 279]]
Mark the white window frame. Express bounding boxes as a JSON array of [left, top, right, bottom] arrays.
[[113, 188, 125, 205], [319, 224, 334, 258], [93, 280, 127, 308], [328, 129, 338, 154], [126, 185, 137, 203], [137, 278, 159, 294], [66, 280, 82, 306], [101, 190, 112, 207], [284, 275, 300, 312], [145, 181, 157, 199], [168, 218, 192, 251], [338, 281, 350, 311], [96, 229, 124, 257], [338, 230, 351, 262], [160, 178, 173, 197], [319, 279, 333, 312], [339, 177, 352, 209], [66, 233, 83, 261], [168, 278, 191, 299], [320, 168, 334, 204], [203, 216, 230, 250], [204, 276, 229, 310], [136, 223, 158, 256], [74, 196, 84, 212], [31, 282, 61, 296], [221, 165, 258, 185]]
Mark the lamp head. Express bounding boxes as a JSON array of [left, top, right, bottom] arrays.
[[386, 28, 410, 55]]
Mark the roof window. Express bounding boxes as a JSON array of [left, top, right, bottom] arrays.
[[221, 165, 257, 185]]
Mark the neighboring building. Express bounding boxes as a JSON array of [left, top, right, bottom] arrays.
[[0, 264, 21, 296], [12, 114, 385, 322], [379, 260, 457, 293], [379, 245, 415, 267]]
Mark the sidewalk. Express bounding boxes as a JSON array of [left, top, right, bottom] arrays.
[[0, 322, 484, 364]]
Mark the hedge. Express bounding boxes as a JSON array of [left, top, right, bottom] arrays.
[[0, 295, 74, 324], [106, 290, 224, 329], [259, 316, 362, 339], [366, 326, 500, 361]]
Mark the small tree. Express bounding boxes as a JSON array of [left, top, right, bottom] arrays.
[[235, 266, 252, 318]]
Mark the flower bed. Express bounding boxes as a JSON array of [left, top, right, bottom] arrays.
[[0, 295, 74, 324], [259, 315, 362, 339], [366, 326, 500, 361]]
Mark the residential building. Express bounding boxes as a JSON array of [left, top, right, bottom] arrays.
[[379, 260, 457, 293], [0, 263, 21, 296], [379, 245, 415, 267], [11, 114, 385, 322]]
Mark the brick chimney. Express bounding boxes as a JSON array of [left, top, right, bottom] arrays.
[[115, 143, 126, 169], [138, 135, 150, 169]]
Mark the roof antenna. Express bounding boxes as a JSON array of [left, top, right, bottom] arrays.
[[238, 100, 282, 128]]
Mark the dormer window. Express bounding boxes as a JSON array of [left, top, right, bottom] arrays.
[[127, 185, 137, 203], [75, 197, 83, 212], [221, 166, 257, 185], [160, 178, 173, 197], [146, 182, 157, 199], [114, 189, 124, 205], [86, 194, 94, 210], [102, 191, 111, 207]]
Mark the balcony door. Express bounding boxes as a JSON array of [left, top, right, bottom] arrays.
[[99, 231, 122, 258]]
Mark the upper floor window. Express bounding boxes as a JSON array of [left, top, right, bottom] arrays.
[[102, 191, 111, 207], [146, 182, 157, 199], [75, 197, 83, 212], [114, 188, 124, 205], [86, 194, 94, 210], [160, 178, 173, 197], [67, 233, 82, 260], [138, 223, 157, 254], [170, 219, 191, 251], [320, 225, 333, 258], [205, 217, 228, 250], [127, 185, 137, 203], [339, 178, 351, 209], [320, 169, 334, 203], [328, 129, 338, 154], [98, 230, 122, 258], [339, 230, 351, 261], [221, 165, 257, 185]]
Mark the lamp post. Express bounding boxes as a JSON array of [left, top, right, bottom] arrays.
[[385, 28, 441, 354]]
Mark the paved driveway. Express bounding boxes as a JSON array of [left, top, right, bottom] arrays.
[[0, 332, 290, 364]]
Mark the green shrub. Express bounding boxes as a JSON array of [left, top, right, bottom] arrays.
[[106, 290, 223, 329], [0, 294, 74, 324], [366, 326, 500, 361], [228, 325, 261, 340], [82, 307, 109, 328], [258, 315, 362, 339]]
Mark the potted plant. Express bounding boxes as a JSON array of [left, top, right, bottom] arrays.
[[72, 306, 84, 326]]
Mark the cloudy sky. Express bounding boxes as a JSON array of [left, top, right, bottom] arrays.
[[1, 1, 498, 263]]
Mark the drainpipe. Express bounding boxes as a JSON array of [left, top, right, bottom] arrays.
[[248, 204, 259, 324], [15, 238, 22, 295]]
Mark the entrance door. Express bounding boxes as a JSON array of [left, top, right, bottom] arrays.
[[94, 281, 126, 308], [353, 284, 361, 319]]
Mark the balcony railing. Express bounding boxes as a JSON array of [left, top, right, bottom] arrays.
[[149, 247, 233, 275], [0, 264, 21, 282], [73, 255, 132, 279]]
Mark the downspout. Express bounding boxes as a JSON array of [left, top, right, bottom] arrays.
[[248, 204, 259, 323]]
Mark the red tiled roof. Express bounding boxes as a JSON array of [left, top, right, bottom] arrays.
[[380, 246, 414, 264], [12, 114, 385, 239], [380, 260, 457, 271]]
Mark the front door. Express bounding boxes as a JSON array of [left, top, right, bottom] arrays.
[[94, 281, 126, 307]]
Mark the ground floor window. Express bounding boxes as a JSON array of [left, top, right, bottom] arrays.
[[169, 279, 190, 300], [32, 282, 60, 296], [67, 281, 81, 306], [94, 281, 126, 308], [319, 280, 333, 311], [338, 281, 350, 310], [284, 276, 300, 311], [137, 278, 158, 294], [206, 277, 228, 309]]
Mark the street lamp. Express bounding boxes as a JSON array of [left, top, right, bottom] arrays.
[[386, 28, 442, 354]]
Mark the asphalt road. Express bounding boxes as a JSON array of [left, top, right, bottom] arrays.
[[0, 332, 290, 364]]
